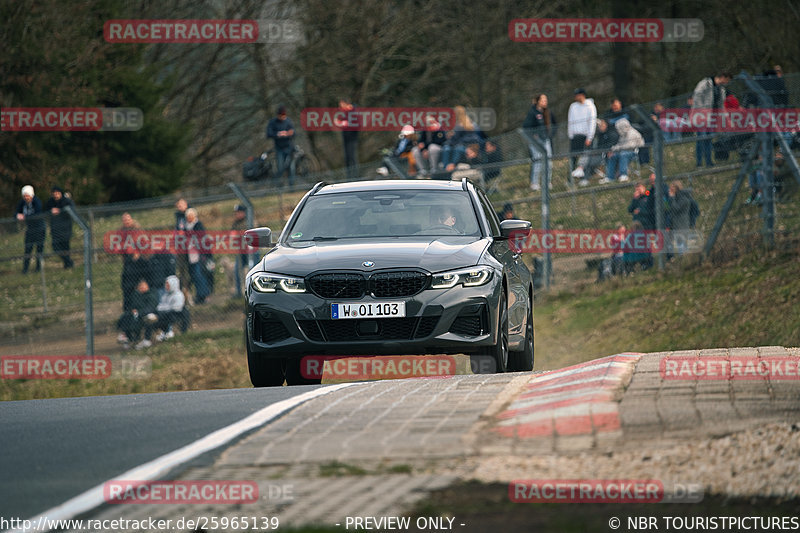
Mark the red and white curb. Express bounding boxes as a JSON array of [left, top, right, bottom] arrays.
[[493, 353, 643, 438]]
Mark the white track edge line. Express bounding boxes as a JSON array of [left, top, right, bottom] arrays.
[[10, 384, 355, 533]]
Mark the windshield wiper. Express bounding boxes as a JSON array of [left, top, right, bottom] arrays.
[[311, 236, 339, 241]]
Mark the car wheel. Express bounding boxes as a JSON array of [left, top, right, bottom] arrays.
[[285, 357, 322, 386], [246, 333, 286, 387], [509, 291, 534, 371], [482, 291, 508, 373]]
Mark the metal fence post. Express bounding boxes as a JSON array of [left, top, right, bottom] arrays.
[[65, 205, 93, 356]]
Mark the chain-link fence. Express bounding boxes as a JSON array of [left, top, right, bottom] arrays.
[[2, 71, 799, 361]]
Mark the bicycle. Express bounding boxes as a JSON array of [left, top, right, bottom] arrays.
[[262, 146, 320, 185]]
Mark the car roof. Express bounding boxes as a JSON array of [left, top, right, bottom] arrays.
[[313, 179, 470, 195]]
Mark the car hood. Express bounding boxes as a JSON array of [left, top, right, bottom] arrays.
[[260, 237, 490, 276]]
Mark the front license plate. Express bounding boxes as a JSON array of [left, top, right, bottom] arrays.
[[331, 301, 406, 319]]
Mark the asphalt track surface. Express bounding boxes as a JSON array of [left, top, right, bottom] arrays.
[[0, 386, 324, 520]]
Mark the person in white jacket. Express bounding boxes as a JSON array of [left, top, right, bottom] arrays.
[[604, 118, 644, 183], [567, 88, 597, 185], [153, 275, 186, 342]]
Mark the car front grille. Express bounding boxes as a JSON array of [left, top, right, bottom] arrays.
[[307, 271, 428, 299], [371, 271, 428, 297], [298, 316, 440, 343], [308, 273, 366, 299]]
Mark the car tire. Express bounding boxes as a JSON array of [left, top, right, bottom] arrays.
[[285, 357, 322, 386], [509, 291, 534, 372], [481, 291, 508, 373], [246, 333, 286, 387]]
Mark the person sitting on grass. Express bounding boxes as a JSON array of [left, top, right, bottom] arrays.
[[116, 279, 159, 349], [154, 275, 186, 342]]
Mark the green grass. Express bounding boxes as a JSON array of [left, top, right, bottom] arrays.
[[534, 243, 800, 370]]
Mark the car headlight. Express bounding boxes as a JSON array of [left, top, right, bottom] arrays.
[[430, 266, 493, 289], [251, 273, 307, 293]]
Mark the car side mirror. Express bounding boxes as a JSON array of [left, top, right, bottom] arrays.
[[244, 227, 272, 248], [499, 219, 531, 239]]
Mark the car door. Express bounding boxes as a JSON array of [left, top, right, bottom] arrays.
[[474, 189, 527, 346]]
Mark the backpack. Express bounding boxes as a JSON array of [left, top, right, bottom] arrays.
[[242, 156, 269, 181]]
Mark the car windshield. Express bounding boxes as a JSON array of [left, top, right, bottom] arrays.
[[285, 190, 481, 241]]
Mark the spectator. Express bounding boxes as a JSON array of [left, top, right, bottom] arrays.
[[745, 154, 764, 205], [598, 223, 628, 281], [628, 181, 654, 229], [774, 150, 794, 202], [585, 118, 618, 182], [646, 173, 670, 230], [483, 140, 503, 182], [692, 71, 732, 167], [154, 275, 187, 341], [668, 180, 694, 255], [119, 213, 145, 310], [15, 185, 45, 273], [497, 202, 515, 220], [416, 116, 446, 175], [44, 186, 75, 269], [606, 118, 644, 183], [568, 88, 597, 185], [441, 106, 483, 171], [266, 105, 296, 186], [522, 93, 557, 191], [231, 204, 250, 295], [623, 221, 653, 273], [184, 208, 212, 304], [651, 101, 679, 142], [335, 97, 359, 180], [174, 198, 191, 290], [603, 97, 629, 126], [116, 279, 159, 349]]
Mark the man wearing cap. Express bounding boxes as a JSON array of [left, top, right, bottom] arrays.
[[45, 186, 75, 269], [567, 88, 597, 186], [266, 105, 296, 186], [15, 185, 46, 273]]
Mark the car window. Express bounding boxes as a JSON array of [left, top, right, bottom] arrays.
[[476, 191, 501, 237], [285, 190, 481, 241]]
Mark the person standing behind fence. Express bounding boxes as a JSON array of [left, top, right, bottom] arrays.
[[45, 186, 74, 269], [184, 208, 212, 304], [568, 88, 597, 186], [606, 118, 644, 183], [119, 213, 146, 311], [266, 105, 296, 186], [668, 180, 694, 255], [15, 185, 45, 274], [523, 93, 557, 191], [174, 198, 191, 291], [231, 204, 250, 295], [335, 97, 359, 180], [628, 182, 654, 229], [691, 71, 731, 167]]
